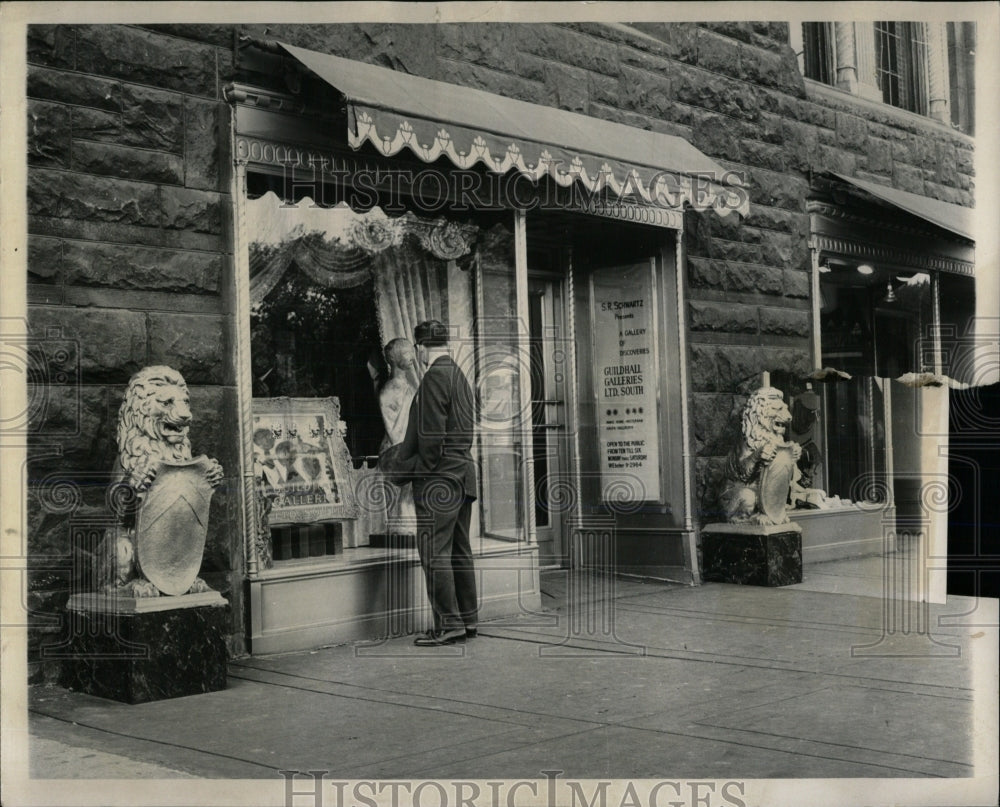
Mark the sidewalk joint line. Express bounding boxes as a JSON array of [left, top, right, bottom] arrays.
[[691, 719, 974, 769], [227, 668, 605, 729], [27, 709, 281, 775]]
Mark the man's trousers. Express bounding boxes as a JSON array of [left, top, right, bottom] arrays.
[[413, 477, 478, 632]]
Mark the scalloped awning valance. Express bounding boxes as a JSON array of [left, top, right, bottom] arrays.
[[278, 42, 749, 218]]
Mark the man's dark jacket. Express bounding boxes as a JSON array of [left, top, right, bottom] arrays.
[[397, 355, 477, 498]]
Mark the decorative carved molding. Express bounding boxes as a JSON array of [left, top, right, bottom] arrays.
[[810, 233, 974, 277], [225, 83, 307, 115], [565, 243, 584, 529], [234, 134, 685, 229], [235, 135, 367, 173], [231, 159, 261, 579], [807, 200, 968, 241]]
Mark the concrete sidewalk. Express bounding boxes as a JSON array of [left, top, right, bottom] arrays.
[[24, 551, 998, 785]]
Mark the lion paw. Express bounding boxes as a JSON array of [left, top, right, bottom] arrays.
[[205, 458, 224, 488], [114, 578, 161, 598], [186, 577, 213, 594], [129, 458, 159, 492]]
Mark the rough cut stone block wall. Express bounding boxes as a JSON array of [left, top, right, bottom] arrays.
[[247, 21, 972, 521], [25, 24, 240, 678]]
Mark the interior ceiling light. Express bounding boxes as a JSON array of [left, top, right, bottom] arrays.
[[883, 282, 896, 303], [857, 263, 874, 275]]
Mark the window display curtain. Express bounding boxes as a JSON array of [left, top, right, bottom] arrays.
[[371, 243, 448, 348], [249, 229, 371, 305], [247, 193, 474, 356]]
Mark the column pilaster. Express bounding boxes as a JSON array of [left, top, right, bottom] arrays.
[[926, 22, 951, 123], [852, 22, 883, 101], [833, 22, 858, 92]]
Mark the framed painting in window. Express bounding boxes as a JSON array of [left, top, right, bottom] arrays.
[[252, 397, 358, 526]]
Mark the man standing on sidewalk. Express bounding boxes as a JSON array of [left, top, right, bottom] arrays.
[[396, 319, 478, 646]]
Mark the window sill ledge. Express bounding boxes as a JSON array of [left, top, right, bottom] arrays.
[[803, 78, 974, 144], [255, 536, 535, 581]]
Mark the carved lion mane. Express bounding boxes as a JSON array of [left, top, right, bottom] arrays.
[[117, 365, 193, 486], [740, 387, 793, 454]]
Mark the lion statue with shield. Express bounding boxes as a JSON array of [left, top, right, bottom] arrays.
[[718, 386, 802, 525], [97, 366, 224, 597]]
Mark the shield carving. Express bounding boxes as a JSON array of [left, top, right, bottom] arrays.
[[757, 444, 797, 525], [135, 456, 215, 596]]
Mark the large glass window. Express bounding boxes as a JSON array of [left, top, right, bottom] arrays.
[[243, 183, 525, 562], [802, 22, 836, 85], [819, 263, 932, 378], [473, 221, 524, 541], [874, 21, 930, 114]]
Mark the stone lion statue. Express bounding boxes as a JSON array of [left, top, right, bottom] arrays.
[[718, 386, 801, 524], [98, 366, 224, 596]]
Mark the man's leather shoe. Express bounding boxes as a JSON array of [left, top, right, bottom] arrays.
[[465, 627, 478, 638], [413, 628, 466, 646]]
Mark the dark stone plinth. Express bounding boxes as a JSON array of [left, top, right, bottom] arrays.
[[701, 523, 802, 586], [58, 602, 228, 704]]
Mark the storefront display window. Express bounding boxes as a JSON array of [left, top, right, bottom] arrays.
[[472, 222, 524, 541], [819, 263, 933, 378], [243, 189, 524, 559]]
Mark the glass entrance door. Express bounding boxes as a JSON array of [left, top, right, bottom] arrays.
[[528, 276, 569, 566]]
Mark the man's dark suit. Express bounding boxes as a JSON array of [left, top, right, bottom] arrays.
[[397, 354, 478, 633]]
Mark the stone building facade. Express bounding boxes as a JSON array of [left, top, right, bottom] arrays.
[[24, 21, 976, 674]]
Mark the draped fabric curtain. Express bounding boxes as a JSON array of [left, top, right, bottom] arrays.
[[372, 241, 449, 349], [247, 191, 475, 365], [249, 229, 372, 306]]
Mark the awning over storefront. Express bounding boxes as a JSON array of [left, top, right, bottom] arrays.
[[277, 42, 749, 217], [829, 172, 974, 241]]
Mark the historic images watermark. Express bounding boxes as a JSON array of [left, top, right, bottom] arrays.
[[272, 158, 750, 218], [279, 770, 749, 807], [0, 321, 94, 650], [0, 321, 80, 438]]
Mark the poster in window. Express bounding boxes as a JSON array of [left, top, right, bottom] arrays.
[[591, 261, 663, 504], [252, 397, 358, 526]]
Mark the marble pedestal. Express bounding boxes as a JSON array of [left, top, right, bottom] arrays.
[[701, 522, 802, 587], [59, 593, 228, 704]]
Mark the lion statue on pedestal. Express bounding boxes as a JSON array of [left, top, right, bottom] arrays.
[[718, 386, 802, 525], [98, 366, 224, 596]]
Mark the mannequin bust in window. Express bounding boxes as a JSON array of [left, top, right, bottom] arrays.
[[378, 338, 419, 531]]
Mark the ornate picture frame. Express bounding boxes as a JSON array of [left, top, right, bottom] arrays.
[[251, 397, 358, 526]]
